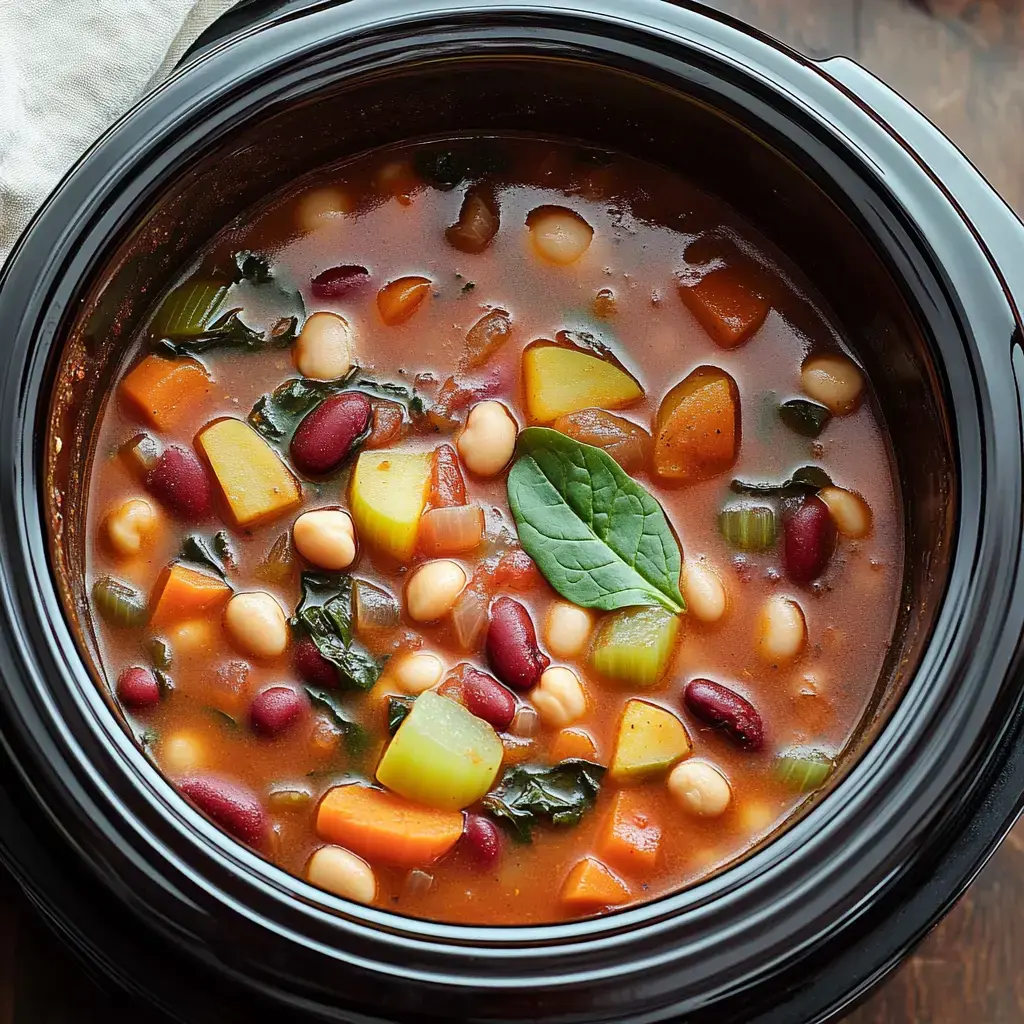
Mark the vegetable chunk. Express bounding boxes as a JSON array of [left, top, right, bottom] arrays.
[[349, 449, 433, 560], [317, 784, 464, 867], [149, 563, 232, 627], [376, 690, 504, 810], [596, 790, 662, 873], [590, 606, 680, 687], [609, 699, 691, 783], [196, 418, 302, 527], [678, 265, 769, 348], [120, 355, 212, 431], [523, 341, 643, 423], [560, 856, 631, 910], [653, 365, 740, 483]]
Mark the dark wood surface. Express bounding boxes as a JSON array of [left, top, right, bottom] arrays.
[[2, 0, 1024, 1021]]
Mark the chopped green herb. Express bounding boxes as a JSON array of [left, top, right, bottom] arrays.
[[730, 465, 832, 499], [304, 686, 369, 755], [204, 706, 238, 731], [147, 637, 172, 669], [154, 670, 173, 695], [778, 400, 832, 439], [231, 250, 273, 285], [461, 281, 476, 293]]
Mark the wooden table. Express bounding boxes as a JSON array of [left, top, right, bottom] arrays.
[[2, 0, 1024, 1020]]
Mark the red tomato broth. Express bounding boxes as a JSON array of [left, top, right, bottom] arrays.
[[82, 136, 902, 925]]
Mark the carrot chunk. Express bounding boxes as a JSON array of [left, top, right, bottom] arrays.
[[149, 563, 232, 627], [678, 265, 770, 348], [316, 784, 465, 868], [120, 355, 212, 431], [550, 728, 599, 765], [560, 856, 631, 911], [595, 790, 662, 874]]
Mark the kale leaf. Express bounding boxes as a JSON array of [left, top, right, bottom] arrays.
[[304, 686, 369, 755], [729, 464, 833, 499], [180, 532, 233, 578], [387, 695, 416, 734]]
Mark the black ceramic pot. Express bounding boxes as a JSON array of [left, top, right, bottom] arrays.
[[1, 2, 1023, 1022]]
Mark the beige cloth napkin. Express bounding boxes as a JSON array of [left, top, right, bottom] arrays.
[[0, 0, 236, 265]]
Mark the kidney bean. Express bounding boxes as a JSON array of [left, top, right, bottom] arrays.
[[462, 668, 517, 731], [294, 637, 337, 687], [177, 775, 269, 848], [290, 392, 372, 475], [146, 445, 213, 520], [683, 678, 764, 751], [486, 597, 550, 690], [462, 813, 501, 866], [310, 264, 371, 299], [250, 686, 306, 737], [117, 666, 160, 709], [783, 495, 837, 583]]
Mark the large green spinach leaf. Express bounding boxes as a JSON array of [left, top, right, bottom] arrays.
[[507, 427, 685, 613], [482, 760, 605, 841]]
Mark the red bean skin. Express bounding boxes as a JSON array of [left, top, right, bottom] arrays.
[[462, 813, 501, 866], [290, 392, 372, 475], [146, 445, 213, 520], [783, 495, 837, 583], [117, 666, 160, 709], [294, 637, 337, 688], [683, 678, 764, 751], [462, 669, 517, 731], [486, 597, 550, 690], [177, 776, 269, 848], [310, 264, 371, 299], [250, 686, 306, 737]]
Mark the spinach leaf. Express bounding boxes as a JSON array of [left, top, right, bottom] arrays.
[[482, 760, 605, 842], [292, 572, 385, 690], [304, 686, 369, 755], [157, 309, 299, 357], [232, 250, 273, 285], [180, 532, 232, 578], [730, 465, 832, 499], [212, 531, 235, 570], [387, 695, 416, 734], [778, 400, 831, 439], [507, 428, 685, 613]]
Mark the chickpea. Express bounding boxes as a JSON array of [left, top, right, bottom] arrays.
[[544, 601, 594, 659], [295, 186, 354, 233], [405, 560, 467, 622], [166, 618, 217, 657], [392, 652, 445, 694], [103, 498, 157, 558], [818, 486, 872, 539], [457, 401, 518, 477], [682, 560, 727, 623], [668, 760, 732, 817], [800, 353, 864, 414], [224, 592, 289, 659], [294, 311, 355, 380], [293, 509, 356, 570], [527, 206, 594, 265], [757, 595, 806, 664], [160, 730, 208, 774], [531, 666, 586, 728], [307, 845, 377, 904]]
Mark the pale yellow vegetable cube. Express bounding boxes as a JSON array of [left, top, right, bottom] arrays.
[[350, 450, 432, 560], [609, 699, 691, 783]]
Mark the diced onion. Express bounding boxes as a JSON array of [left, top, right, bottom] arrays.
[[353, 580, 401, 632], [419, 506, 485, 556], [452, 585, 489, 650]]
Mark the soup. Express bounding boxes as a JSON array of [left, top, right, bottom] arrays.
[[81, 136, 901, 925]]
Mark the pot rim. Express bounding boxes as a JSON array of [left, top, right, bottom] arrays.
[[1, 1, 1023, 1020]]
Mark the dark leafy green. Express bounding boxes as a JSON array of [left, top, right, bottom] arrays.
[[482, 760, 605, 842], [154, 670, 173, 694], [555, 327, 619, 365], [507, 427, 685, 613], [304, 686, 369, 755], [413, 140, 506, 190], [231, 250, 273, 285], [387, 695, 416, 734], [778, 399, 832, 439], [180, 532, 233, 578], [157, 308, 298, 357], [147, 637, 172, 669], [292, 572, 385, 690], [204, 706, 238, 731], [730, 465, 833, 499]]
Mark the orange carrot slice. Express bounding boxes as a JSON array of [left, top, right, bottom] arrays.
[[560, 856, 631, 911], [149, 563, 232, 627], [595, 790, 662, 874], [120, 355, 212, 431], [377, 276, 431, 326], [678, 265, 769, 348]]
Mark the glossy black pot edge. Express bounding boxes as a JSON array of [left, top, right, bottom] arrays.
[[1, 2, 1023, 1023]]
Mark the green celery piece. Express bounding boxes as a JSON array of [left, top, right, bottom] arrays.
[[590, 606, 680, 687]]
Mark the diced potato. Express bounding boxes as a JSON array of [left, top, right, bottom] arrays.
[[609, 699, 691, 783], [522, 341, 643, 423], [653, 365, 740, 484], [195, 418, 302, 527], [349, 449, 433, 560], [591, 607, 680, 688], [678, 265, 770, 348], [149, 563, 232, 628], [552, 408, 651, 473], [375, 690, 503, 810], [120, 355, 212, 431]]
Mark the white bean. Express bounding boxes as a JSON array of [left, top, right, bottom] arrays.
[[160, 730, 208, 774], [224, 592, 289, 658], [307, 845, 377, 904], [682, 560, 727, 623], [531, 666, 587, 728], [757, 595, 806, 664], [667, 760, 732, 817], [166, 618, 217, 657], [800, 353, 864, 414], [405, 560, 467, 622], [457, 401, 518, 477], [392, 652, 445, 694], [295, 186, 354, 233], [528, 206, 593, 264], [103, 498, 157, 558], [544, 601, 594, 659], [294, 311, 355, 380], [293, 509, 357, 570], [818, 486, 872, 539]]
